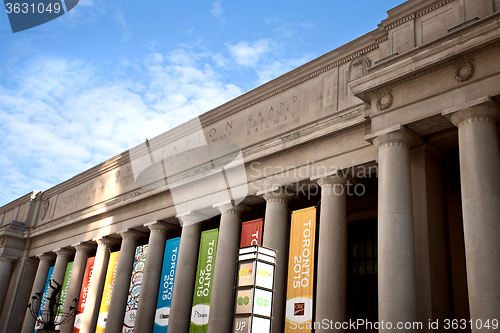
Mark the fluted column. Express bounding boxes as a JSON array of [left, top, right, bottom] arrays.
[[105, 230, 143, 333], [314, 176, 348, 331], [59, 243, 95, 333], [168, 219, 202, 333], [450, 101, 500, 331], [207, 204, 249, 333], [80, 237, 116, 333], [21, 253, 56, 333], [373, 129, 418, 332], [134, 222, 172, 333], [0, 255, 17, 316], [262, 190, 292, 333]]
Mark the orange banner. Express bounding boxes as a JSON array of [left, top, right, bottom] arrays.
[[285, 207, 316, 333], [96, 251, 120, 333]]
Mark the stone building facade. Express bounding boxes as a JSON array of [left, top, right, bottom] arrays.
[[1, 0, 499, 332]]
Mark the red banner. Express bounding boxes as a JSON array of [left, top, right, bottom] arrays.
[[240, 219, 263, 247], [73, 256, 95, 333]]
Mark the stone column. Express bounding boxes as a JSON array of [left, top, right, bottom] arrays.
[[0, 255, 17, 316], [80, 237, 116, 333], [314, 177, 348, 331], [450, 101, 500, 330], [373, 129, 418, 332], [59, 243, 95, 333], [50, 249, 75, 302], [21, 253, 56, 333], [262, 190, 292, 333], [207, 204, 249, 333], [105, 230, 143, 333], [134, 222, 172, 333], [168, 220, 201, 333]]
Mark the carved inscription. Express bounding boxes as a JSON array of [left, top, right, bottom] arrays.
[[246, 96, 298, 137]]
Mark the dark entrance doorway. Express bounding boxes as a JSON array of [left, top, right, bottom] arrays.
[[347, 217, 378, 332]]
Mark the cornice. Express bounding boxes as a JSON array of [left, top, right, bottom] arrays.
[[370, 41, 500, 96], [383, 0, 455, 31]]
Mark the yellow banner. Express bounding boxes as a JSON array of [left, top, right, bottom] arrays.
[[96, 251, 120, 333], [285, 207, 316, 333]]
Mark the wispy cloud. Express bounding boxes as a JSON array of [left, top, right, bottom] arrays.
[[0, 48, 243, 205], [227, 39, 277, 67], [211, 0, 223, 18], [113, 12, 132, 41]]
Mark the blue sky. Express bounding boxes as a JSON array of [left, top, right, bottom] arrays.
[[0, 0, 404, 206]]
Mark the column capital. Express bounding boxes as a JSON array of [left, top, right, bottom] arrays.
[[316, 176, 349, 187], [145, 221, 174, 234], [54, 248, 75, 258], [365, 125, 421, 149], [93, 236, 118, 247], [36, 253, 56, 263], [175, 211, 209, 227], [72, 242, 96, 253], [448, 98, 500, 127], [118, 229, 146, 241], [261, 188, 295, 203], [373, 130, 417, 149], [213, 201, 250, 216]]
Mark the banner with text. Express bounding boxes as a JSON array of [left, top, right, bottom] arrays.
[[285, 207, 317, 333], [153, 237, 181, 333], [123, 244, 148, 333], [34, 265, 54, 333], [73, 256, 95, 333], [55, 261, 74, 327], [189, 229, 219, 333], [96, 251, 120, 333], [240, 219, 263, 247]]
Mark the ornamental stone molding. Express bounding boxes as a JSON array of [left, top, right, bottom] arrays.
[[349, 55, 370, 81], [376, 91, 393, 111], [41, 199, 49, 220], [454, 61, 474, 83]]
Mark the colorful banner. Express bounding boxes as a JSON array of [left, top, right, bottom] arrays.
[[34, 265, 54, 333], [123, 244, 148, 333], [240, 219, 263, 248], [96, 251, 120, 333], [285, 207, 317, 333], [55, 261, 74, 328], [73, 256, 95, 333], [189, 229, 219, 333], [153, 237, 181, 333]]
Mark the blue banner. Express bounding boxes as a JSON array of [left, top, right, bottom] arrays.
[[34, 265, 54, 333], [153, 237, 181, 333]]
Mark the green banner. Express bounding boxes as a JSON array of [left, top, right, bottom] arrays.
[[57, 261, 74, 316], [189, 228, 219, 333]]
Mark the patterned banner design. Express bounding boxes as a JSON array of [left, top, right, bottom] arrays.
[[123, 245, 148, 333], [153, 237, 181, 333], [240, 219, 263, 248], [55, 261, 74, 327], [73, 257, 95, 333], [96, 251, 120, 333], [189, 229, 219, 333], [285, 207, 317, 333], [34, 266, 54, 333]]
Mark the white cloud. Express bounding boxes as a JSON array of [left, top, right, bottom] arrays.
[[227, 39, 277, 67], [0, 49, 243, 206], [211, 0, 223, 18]]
